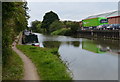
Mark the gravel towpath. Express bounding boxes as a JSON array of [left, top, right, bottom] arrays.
[[12, 34, 40, 80]]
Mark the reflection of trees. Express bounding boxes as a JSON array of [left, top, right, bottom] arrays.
[[71, 41, 80, 47], [92, 39, 119, 50], [65, 41, 80, 47], [66, 42, 71, 45], [43, 41, 80, 48], [43, 41, 61, 48]]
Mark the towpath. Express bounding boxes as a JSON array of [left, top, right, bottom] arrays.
[[12, 33, 40, 80]]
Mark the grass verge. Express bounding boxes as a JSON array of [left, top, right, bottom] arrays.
[[2, 49, 23, 80], [51, 28, 71, 36], [17, 45, 72, 80]]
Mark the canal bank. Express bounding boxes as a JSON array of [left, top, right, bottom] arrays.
[[35, 33, 118, 80], [17, 32, 72, 80], [17, 45, 72, 80], [77, 30, 120, 40]]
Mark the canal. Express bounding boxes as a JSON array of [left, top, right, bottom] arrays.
[[34, 33, 118, 80]]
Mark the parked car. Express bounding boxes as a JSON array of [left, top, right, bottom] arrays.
[[107, 24, 120, 30], [97, 24, 111, 30]]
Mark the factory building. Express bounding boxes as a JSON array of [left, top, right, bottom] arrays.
[[108, 16, 120, 24], [84, 10, 120, 24]]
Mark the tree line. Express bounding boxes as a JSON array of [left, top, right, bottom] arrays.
[[30, 11, 80, 36], [2, 2, 29, 65]]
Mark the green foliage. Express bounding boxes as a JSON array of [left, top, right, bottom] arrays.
[[41, 11, 60, 33], [50, 21, 80, 36], [3, 50, 23, 80], [31, 20, 80, 36], [49, 20, 64, 33], [63, 21, 80, 33], [17, 45, 72, 80], [51, 28, 71, 35], [30, 20, 42, 33], [2, 2, 29, 65], [30, 11, 80, 35], [70, 22, 80, 33], [63, 21, 73, 28]]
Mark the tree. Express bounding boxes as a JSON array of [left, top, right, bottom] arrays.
[[41, 11, 59, 33], [63, 21, 80, 33], [63, 21, 72, 28], [49, 20, 64, 33], [31, 20, 41, 32], [70, 22, 80, 33], [2, 2, 29, 65]]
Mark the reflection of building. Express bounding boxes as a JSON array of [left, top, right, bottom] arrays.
[[82, 40, 105, 53], [84, 10, 120, 24]]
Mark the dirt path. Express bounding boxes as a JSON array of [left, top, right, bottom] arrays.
[[12, 35, 40, 80]]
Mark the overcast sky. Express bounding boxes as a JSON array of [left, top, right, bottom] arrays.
[[27, 2, 118, 26], [26, 0, 119, 2]]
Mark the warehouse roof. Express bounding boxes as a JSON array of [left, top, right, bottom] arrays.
[[85, 10, 119, 19]]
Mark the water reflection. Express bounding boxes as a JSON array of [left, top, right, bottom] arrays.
[[59, 42, 118, 80], [35, 33, 118, 80], [82, 40, 108, 53], [71, 41, 80, 47], [93, 39, 119, 53], [43, 41, 61, 48]]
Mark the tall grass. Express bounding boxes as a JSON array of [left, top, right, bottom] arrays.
[[2, 50, 23, 80], [17, 45, 72, 80]]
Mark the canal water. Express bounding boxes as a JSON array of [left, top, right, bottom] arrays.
[[34, 33, 118, 80]]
